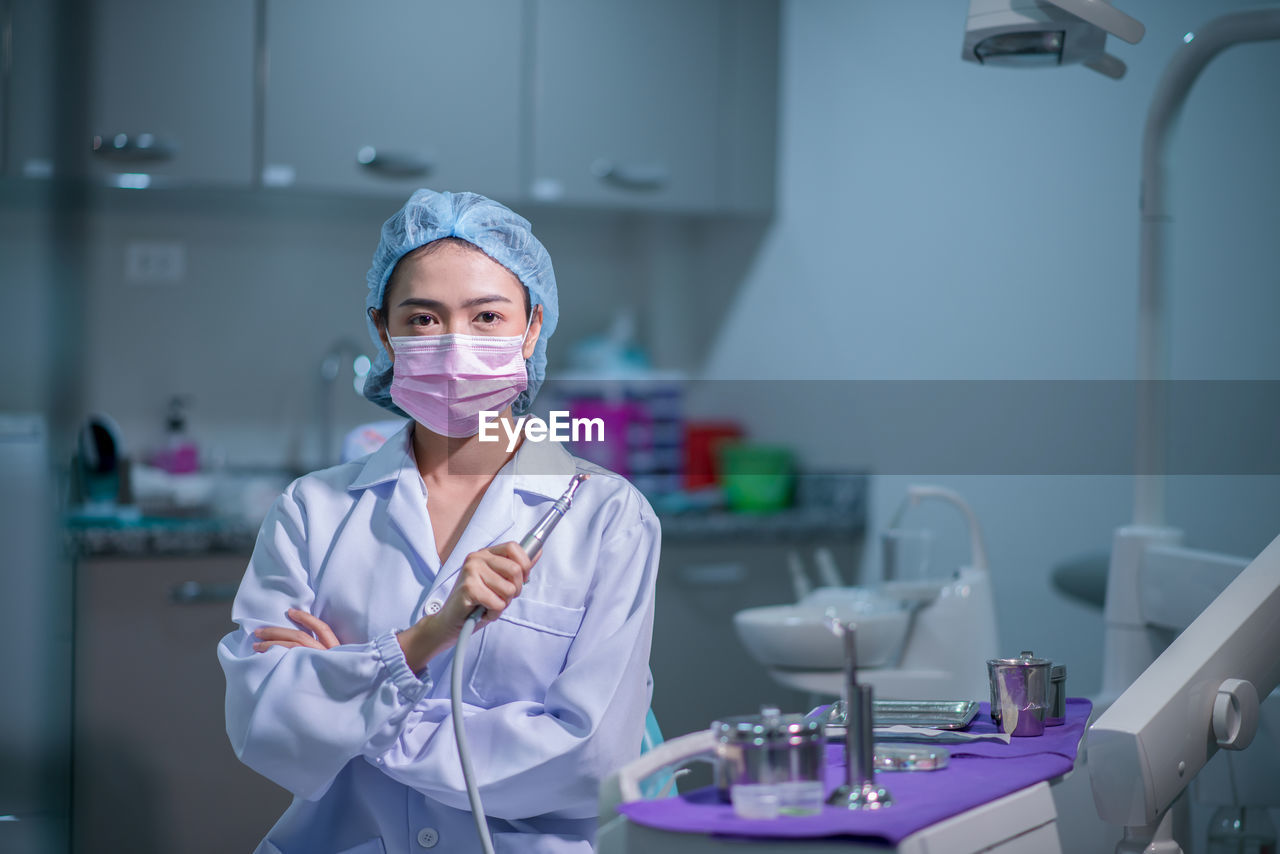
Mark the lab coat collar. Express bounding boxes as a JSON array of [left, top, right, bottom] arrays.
[[347, 423, 580, 588], [349, 421, 415, 491], [348, 423, 579, 497], [509, 436, 579, 501], [438, 440, 577, 584]]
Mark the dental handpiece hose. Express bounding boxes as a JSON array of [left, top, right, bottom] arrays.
[[451, 474, 589, 854]]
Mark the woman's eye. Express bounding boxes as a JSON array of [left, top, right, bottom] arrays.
[[477, 311, 501, 325], [408, 314, 437, 327]]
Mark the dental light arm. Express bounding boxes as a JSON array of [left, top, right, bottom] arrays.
[[1087, 533, 1280, 852], [1133, 8, 1280, 527], [1049, 0, 1143, 45]]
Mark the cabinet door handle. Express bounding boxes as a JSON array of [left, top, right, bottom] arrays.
[[356, 146, 433, 178], [590, 158, 669, 191], [677, 562, 747, 587], [169, 581, 238, 605], [91, 133, 177, 162]]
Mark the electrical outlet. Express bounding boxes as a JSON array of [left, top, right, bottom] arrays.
[[124, 241, 186, 284]]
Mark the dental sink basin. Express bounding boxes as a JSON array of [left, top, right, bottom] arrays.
[[733, 591, 910, 670]]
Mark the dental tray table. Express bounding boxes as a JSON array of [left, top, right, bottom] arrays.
[[606, 698, 1091, 854]]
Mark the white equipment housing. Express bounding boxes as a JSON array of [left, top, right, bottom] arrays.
[[1088, 534, 1280, 849], [962, 0, 1144, 79]]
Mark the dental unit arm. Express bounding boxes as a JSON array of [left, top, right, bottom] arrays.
[[1088, 533, 1280, 854], [452, 473, 589, 854]]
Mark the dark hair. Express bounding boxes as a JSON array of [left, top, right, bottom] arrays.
[[376, 237, 532, 322]]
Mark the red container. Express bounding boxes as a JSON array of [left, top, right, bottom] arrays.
[[683, 422, 743, 489]]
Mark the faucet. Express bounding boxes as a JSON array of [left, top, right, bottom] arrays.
[[317, 337, 370, 468]]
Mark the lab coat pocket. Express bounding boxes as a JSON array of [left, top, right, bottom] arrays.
[[491, 831, 592, 853], [469, 595, 585, 706]]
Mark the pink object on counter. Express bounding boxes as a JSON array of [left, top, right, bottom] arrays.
[[565, 399, 652, 477], [151, 443, 199, 474]]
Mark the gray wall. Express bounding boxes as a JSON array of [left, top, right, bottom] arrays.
[[698, 0, 1280, 697], [75, 195, 656, 471]]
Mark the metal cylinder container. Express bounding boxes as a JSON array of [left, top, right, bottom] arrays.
[[713, 708, 825, 801], [987, 651, 1052, 737], [1046, 664, 1067, 726]]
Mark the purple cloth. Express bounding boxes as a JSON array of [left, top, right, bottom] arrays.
[[617, 698, 1091, 844]]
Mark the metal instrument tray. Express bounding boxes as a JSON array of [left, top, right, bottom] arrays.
[[809, 699, 980, 731]]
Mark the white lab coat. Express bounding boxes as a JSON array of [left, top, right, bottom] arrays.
[[217, 425, 660, 854]]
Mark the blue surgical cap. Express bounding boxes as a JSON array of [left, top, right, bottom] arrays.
[[362, 189, 559, 417]]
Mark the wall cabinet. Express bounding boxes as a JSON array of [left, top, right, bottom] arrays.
[[530, 0, 721, 211], [3, 0, 59, 178], [262, 0, 523, 199], [530, 0, 778, 213], [1, 0, 8, 176], [84, 0, 256, 186], [73, 554, 290, 854], [56, 0, 776, 210], [264, 0, 776, 212]]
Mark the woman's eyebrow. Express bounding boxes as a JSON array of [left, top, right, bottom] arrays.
[[395, 295, 513, 310], [460, 295, 514, 308], [396, 297, 444, 310]]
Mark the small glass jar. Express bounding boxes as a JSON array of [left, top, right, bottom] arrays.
[[715, 706, 826, 818]]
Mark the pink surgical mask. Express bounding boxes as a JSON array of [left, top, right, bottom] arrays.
[[387, 326, 530, 438]]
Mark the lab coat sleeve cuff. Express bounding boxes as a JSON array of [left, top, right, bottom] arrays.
[[374, 630, 432, 703]]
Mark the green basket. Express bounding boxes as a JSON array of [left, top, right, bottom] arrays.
[[717, 444, 795, 513]]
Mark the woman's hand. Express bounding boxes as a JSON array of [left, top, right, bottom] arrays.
[[397, 541, 534, 675], [442, 541, 534, 630], [253, 608, 340, 652]]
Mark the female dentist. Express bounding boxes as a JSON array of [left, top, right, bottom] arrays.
[[218, 189, 661, 854]]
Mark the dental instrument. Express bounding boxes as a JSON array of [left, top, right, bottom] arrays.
[[786, 550, 813, 601], [827, 622, 893, 810], [813, 547, 844, 589], [451, 473, 589, 854]]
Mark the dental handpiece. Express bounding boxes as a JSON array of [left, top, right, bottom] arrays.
[[452, 471, 590, 854], [466, 473, 589, 623]]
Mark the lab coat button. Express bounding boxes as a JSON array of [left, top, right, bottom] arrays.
[[426, 600, 442, 615], [416, 827, 439, 848]]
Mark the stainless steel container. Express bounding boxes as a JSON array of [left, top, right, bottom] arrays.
[[986, 651, 1051, 737], [1046, 664, 1067, 726], [713, 707, 825, 802]]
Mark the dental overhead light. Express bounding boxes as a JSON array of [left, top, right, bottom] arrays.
[[962, 0, 1145, 79]]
